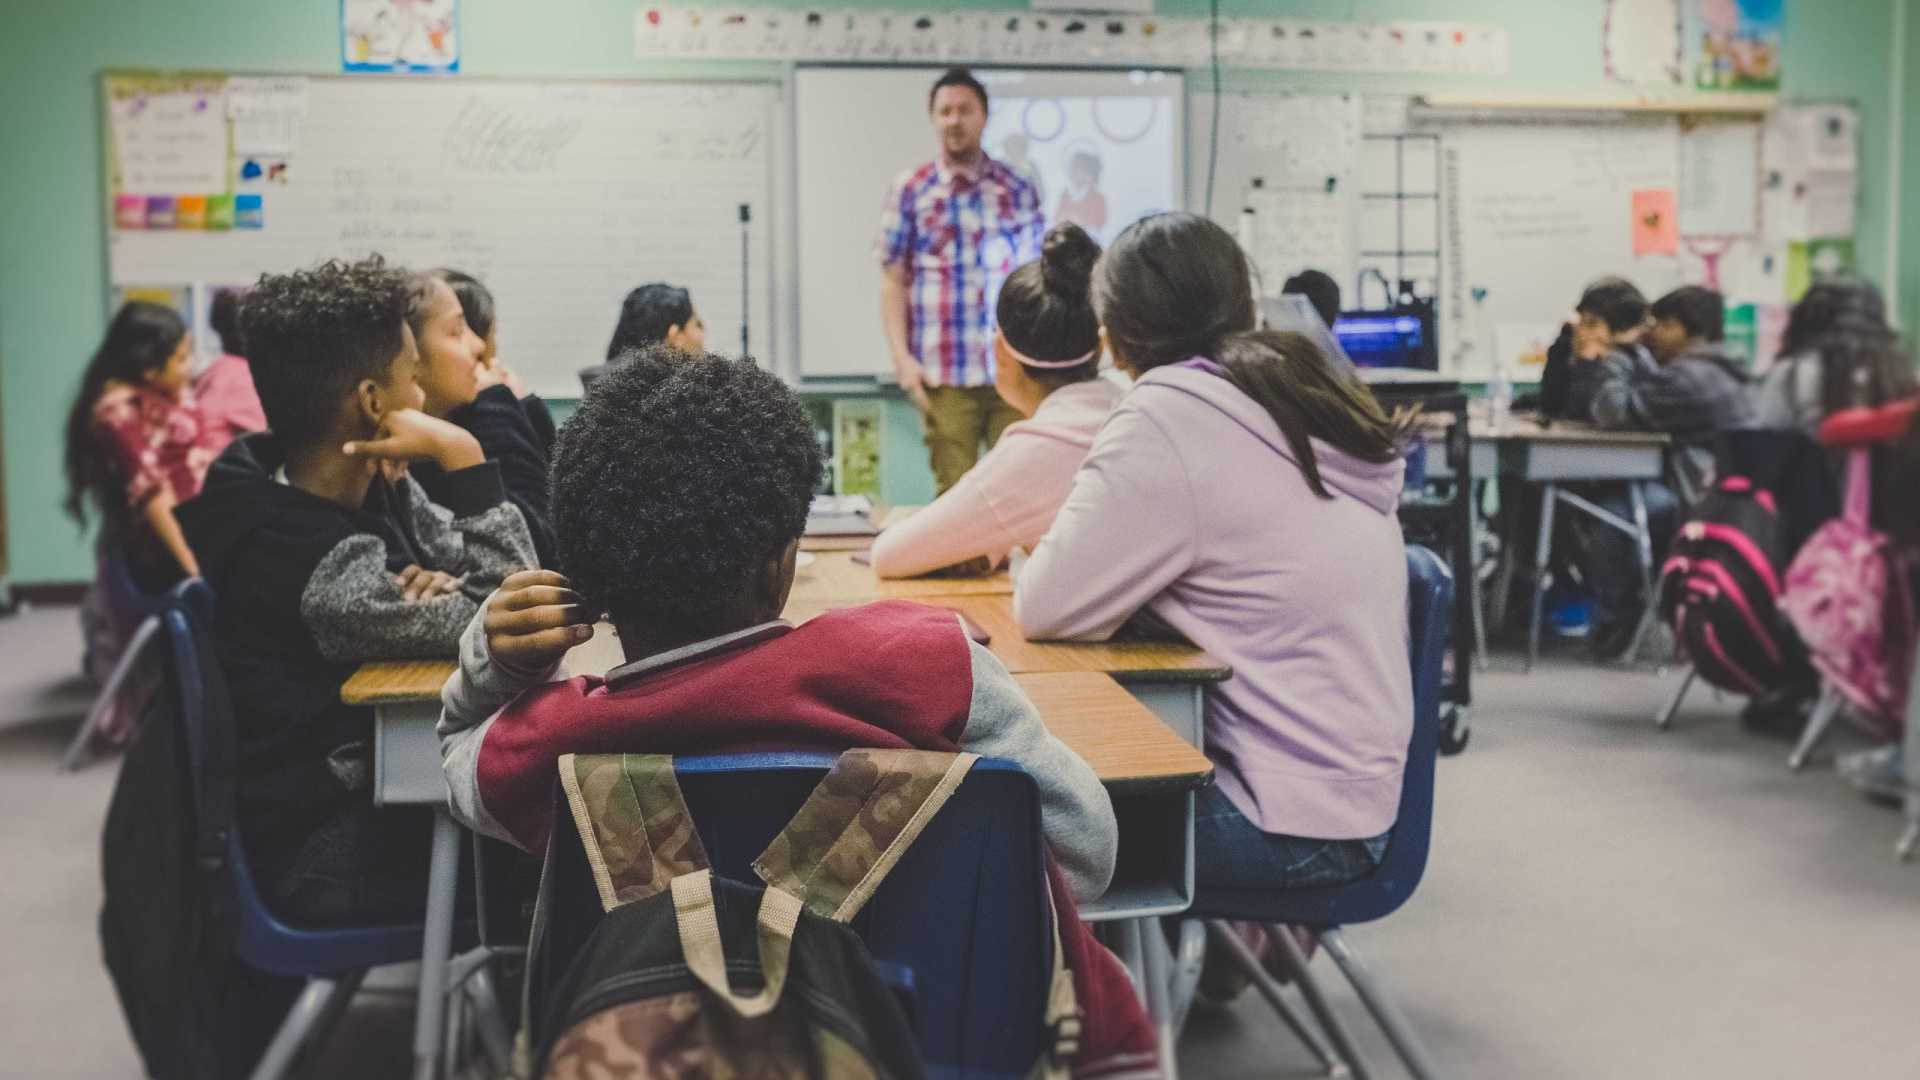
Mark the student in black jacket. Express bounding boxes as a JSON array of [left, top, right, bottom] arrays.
[[406, 269, 560, 566], [176, 256, 536, 932]]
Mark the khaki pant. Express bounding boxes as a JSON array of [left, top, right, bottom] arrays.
[[921, 385, 1023, 493]]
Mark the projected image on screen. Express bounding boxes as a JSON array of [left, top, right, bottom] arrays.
[[794, 66, 1185, 379], [984, 80, 1178, 246]]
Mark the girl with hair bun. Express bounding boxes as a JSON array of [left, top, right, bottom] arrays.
[[871, 223, 1122, 578], [1018, 212, 1417, 926]]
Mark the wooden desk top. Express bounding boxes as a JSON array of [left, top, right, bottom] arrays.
[[342, 659, 1210, 790], [792, 550, 1013, 603], [1467, 415, 1671, 446], [783, 593, 1231, 682]]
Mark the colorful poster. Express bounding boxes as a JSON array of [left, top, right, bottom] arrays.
[[1632, 188, 1680, 255], [1691, 0, 1782, 91], [1785, 238, 1853, 301], [342, 0, 460, 73]]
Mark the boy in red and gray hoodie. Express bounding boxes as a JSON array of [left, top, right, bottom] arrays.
[[436, 345, 1159, 1078]]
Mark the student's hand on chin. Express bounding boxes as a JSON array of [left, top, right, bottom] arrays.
[[485, 570, 595, 673], [344, 409, 484, 471]]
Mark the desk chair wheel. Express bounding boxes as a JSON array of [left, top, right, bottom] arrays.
[[1438, 705, 1470, 756]]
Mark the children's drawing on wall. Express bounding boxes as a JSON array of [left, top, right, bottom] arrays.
[[1691, 0, 1781, 91], [343, 0, 461, 74]]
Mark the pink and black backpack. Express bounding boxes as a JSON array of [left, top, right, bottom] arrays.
[[1658, 473, 1811, 696]]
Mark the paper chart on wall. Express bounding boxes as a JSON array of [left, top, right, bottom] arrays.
[[1604, 0, 1683, 85], [1677, 120, 1758, 237], [1245, 185, 1355, 302], [110, 82, 229, 196], [227, 77, 309, 157]]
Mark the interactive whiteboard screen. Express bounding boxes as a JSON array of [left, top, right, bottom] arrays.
[[794, 66, 1183, 379]]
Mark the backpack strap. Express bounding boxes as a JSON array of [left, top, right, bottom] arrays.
[[1033, 893, 1081, 1079], [753, 749, 979, 922], [670, 868, 805, 1020], [557, 752, 710, 911]]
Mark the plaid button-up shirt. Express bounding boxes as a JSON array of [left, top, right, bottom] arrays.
[[876, 154, 1044, 388]]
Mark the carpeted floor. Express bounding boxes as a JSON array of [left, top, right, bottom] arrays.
[[2, 603, 1913, 1078]]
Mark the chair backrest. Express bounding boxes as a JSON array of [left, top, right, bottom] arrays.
[[1252, 543, 1454, 928], [153, 578, 426, 976], [532, 752, 1052, 1078]]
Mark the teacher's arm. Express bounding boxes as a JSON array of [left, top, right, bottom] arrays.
[[880, 263, 930, 413], [875, 176, 932, 413]]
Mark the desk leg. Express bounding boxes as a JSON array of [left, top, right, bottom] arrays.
[[1469, 480, 1490, 672], [1138, 918, 1178, 1079], [413, 808, 461, 1080], [1623, 482, 1659, 665], [1527, 484, 1558, 672]]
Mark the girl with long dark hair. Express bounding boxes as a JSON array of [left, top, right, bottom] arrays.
[[1017, 212, 1416, 913]]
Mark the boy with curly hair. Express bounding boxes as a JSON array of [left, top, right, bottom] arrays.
[[176, 256, 536, 927], [437, 346, 1158, 1076]]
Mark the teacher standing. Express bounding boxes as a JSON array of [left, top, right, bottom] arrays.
[[877, 67, 1045, 493]]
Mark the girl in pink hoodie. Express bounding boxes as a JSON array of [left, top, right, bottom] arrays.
[[871, 223, 1123, 578], [1017, 212, 1415, 896]]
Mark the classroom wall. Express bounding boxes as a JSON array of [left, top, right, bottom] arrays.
[[1902, 0, 1920, 334], [1, 0, 1911, 584]]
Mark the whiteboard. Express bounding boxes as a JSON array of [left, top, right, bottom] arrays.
[[793, 65, 1183, 380], [107, 76, 782, 397], [1436, 117, 1683, 379]]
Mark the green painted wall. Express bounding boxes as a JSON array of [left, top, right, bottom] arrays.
[[1902, 0, 1920, 334], [1, 0, 1909, 582]]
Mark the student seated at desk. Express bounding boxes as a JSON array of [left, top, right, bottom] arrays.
[[578, 281, 705, 391], [1590, 285, 1754, 503], [405, 269, 561, 567], [1539, 276, 1658, 422], [1014, 212, 1412, 906], [1753, 279, 1915, 437], [871, 223, 1121, 578], [437, 348, 1156, 1074], [175, 256, 537, 930]]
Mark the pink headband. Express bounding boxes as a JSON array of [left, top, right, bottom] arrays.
[[1002, 335, 1099, 370]]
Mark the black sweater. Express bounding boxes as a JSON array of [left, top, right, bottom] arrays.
[[175, 433, 536, 867], [413, 385, 560, 567]]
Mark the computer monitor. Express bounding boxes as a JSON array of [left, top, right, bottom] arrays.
[[1333, 309, 1436, 370]]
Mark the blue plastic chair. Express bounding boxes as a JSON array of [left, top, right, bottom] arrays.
[[62, 543, 172, 770], [530, 753, 1054, 1079], [155, 579, 476, 1080], [1187, 544, 1454, 1080]]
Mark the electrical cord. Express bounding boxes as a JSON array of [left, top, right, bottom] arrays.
[[1205, 0, 1221, 217]]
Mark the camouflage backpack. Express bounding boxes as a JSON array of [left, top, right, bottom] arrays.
[[524, 749, 1079, 1080]]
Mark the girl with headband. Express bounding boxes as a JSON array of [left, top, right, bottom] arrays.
[[871, 223, 1122, 578]]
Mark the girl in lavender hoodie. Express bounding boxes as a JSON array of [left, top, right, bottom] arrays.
[[871, 223, 1123, 578], [1017, 212, 1415, 895]]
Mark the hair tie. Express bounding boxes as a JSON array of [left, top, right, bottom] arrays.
[[1002, 336, 1099, 370]]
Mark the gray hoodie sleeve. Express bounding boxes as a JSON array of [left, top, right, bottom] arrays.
[[1751, 354, 1824, 434], [956, 637, 1118, 902], [437, 592, 564, 846]]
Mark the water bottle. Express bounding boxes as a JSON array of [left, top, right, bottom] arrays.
[[1488, 354, 1513, 433]]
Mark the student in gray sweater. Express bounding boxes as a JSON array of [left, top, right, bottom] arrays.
[[1591, 285, 1754, 503]]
